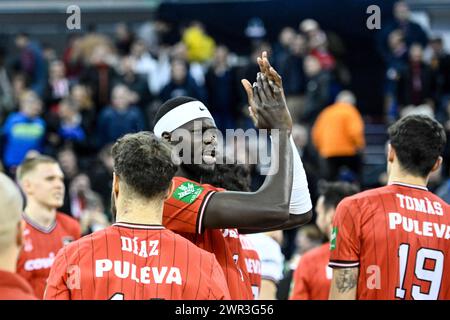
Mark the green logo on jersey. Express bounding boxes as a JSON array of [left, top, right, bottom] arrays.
[[173, 182, 204, 204], [330, 227, 338, 251]]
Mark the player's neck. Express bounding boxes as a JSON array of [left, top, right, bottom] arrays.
[[388, 171, 428, 188], [24, 200, 57, 229], [0, 246, 19, 273], [115, 199, 163, 226]]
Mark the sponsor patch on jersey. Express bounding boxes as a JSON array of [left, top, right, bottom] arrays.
[[330, 227, 338, 251], [62, 236, 75, 246], [173, 182, 204, 204]]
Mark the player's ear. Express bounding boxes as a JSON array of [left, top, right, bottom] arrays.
[[431, 156, 443, 173], [164, 180, 175, 200], [16, 221, 23, 248], [387, 143, 395, 163], [112, 172, 120, 196]]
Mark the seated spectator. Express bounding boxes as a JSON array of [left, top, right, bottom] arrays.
[[273, 27, 297, 71], [79, 191, 110, 235], [1, 91, 45, 175], [205, 45, 238, 133], [301, 55, 331, 123], [114, 22, 135, 56], [182, 21, 216, 63], [160, 59, 207, 103], [89, 143, 114, 220], [377, 1, 429, 63], [397, 44, 436, 111], [44, 60, 70, 109], [312, 91, 365, 181], [14, 33, 47, 96], [57, 147, 80, 215], [96, 84, 145, 148], [427, 36, 450, 120]]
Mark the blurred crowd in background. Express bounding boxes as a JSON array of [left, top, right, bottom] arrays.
[[0, 0, 450, 299]]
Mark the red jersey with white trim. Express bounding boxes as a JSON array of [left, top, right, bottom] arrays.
[[44, 223, 230, 300], [163, 176, 254, 300], [329, 183, 450, 300], [239, 235, 262, 299], [290, 243, 332, 300], [17, 212, 81, 299]]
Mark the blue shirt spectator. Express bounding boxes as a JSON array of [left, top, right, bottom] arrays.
[[1, 91, 45, 169], [96, 84, 146, 148]]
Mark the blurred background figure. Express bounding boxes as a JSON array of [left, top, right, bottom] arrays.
[[0, 173, 37, 300], [312, 91, 365, 182], [290, 181, 359, 300], [1, 90, 45, 176]]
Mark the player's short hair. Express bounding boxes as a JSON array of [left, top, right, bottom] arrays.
[[203, 162, 252, 192], [111, 131, 178, 199], [153, 96, 198, 127], [318, 181, 360, 211], [16, 155, 58, 181], [388, 114, 446, 177]]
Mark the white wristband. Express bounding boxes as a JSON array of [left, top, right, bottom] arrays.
[[289, 136, 312, 215]]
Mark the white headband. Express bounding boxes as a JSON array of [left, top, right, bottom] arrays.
[[153, 101, 215, 137]]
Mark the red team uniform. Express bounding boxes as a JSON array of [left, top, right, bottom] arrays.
[[44, 222, 230, 300], [329, 183, 450, 300], [163, 176, 254, 300], [239, 235, 262, 299], [290, 243, 332, 300], [17, 212, 81, 299]]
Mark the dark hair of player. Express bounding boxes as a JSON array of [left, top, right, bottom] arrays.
[[318, 181, 360, 211], [203, 162, 252, 192], [111, 131, 178, 199], [388, 114, 446, 177]]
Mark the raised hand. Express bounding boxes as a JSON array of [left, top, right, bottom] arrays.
[[241, 51, 292, 132]]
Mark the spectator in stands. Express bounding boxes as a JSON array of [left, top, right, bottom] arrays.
[[182, 21, 216, 63], [1, 91, 45, 175], [397, 43, 436, 111], [14, 33, 47, 96], [384, 30, 409, 120], [114, 22, 135, 56], [89, 143, 114, 220], [427, 36, 450, 120], [0, 47, 14, 124], [96, 84, 145, 148], [44, 60, 70, 109], [79, 191, 110, 235], [79, 44, 119, 109], [312, 91, 365, 181], [160, 59, 207, 103], [205, 45, 238, 133], [278, 34, 307, 121], [273, 27, 297, 71], [378, 1, 429, 63], [301, 55, 331, 123], [290, 181, 359, 300], [57, 147, 80, 216], [118, 56, 152, 116]]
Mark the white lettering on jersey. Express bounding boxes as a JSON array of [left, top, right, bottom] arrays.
[[24, 252, 56, 271], [388, 212, 450, 239], [95, 259, 182, 285], [120, 236, 159, 258], [396, 194, 444, 216]]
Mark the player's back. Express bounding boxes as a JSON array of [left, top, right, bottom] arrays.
[[330, 183, 450, 300], [44, 222, 230, 300]]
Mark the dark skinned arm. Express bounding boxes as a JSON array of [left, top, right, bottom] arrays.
[[203, 60, 294, 230]]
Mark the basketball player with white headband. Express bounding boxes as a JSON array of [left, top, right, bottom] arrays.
[[152, 51, 312, 299]]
